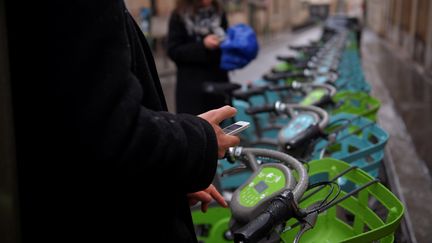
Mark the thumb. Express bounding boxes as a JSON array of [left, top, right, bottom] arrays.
[[211, 106, 237, 124]]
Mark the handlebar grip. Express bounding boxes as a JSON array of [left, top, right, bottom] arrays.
[[202, 82, 242, 95], [245, 104, 275, 115], [276, 55, 297, 62], [288, 45, 309, 51], [289, 45, 319, 52], [234, 212, 274, 243], [234, 191, 296, 243], [269, 84, 296, 92], [293, 61, 309, 69], [232, 86, 266, 101], [263, 71, 304, 82]]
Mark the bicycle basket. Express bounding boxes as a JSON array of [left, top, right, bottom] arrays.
[[329, 91, 381, 121], [311, 113, 389, 180], [281, 158, 404, 243], [192, 205, 231, 243]]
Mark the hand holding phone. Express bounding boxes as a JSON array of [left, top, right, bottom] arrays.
[[222, 121, 250, 135]]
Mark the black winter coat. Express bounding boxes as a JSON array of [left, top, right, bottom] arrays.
[[6, 0, 218, 242], [167, 11, 230, 115]]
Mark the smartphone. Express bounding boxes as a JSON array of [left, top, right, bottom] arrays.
[[222, 121, 250, 135]]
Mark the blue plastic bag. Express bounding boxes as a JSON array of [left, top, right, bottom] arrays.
[[220, 24, 259, 71]]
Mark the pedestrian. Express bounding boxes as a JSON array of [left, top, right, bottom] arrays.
[[167, 0, 230, 115], [5, 0, 239, 242]]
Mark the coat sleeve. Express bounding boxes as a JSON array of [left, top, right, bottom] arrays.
[[166, 12, 221, 65], [115, 106, 219, 193], [38, 1, 219, 193]]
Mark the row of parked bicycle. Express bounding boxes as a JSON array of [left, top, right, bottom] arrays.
[[192, 25, 404, 243]]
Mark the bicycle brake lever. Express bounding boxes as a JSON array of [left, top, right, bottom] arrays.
[[225, 147, 243, 163], [221, 164, 248, 177]]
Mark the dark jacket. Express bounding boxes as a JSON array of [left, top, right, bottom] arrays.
[[167, 11, 230, 115], [6, 0, 218, 242]]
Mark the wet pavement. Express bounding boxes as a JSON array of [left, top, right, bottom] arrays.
[[363, 34, 432, 172], [362, 30, 432, 243], [154, 25, 432, 243]]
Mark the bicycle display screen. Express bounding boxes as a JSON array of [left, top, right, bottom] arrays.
[[254, 181, 268, 193]]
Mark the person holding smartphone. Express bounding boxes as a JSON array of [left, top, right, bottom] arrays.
[[167, 0, 230, 115], [6, 0, 239, 242]]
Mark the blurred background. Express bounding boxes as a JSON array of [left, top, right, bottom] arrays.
[[123, 0, 364, 111], [1, 0, 432, 242]]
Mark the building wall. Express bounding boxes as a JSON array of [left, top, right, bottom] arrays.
[[125, 0, 311, 38], [365, 0, 387, 36], [305, 0, 340, 19], [414, 0, 430, 64], [365, 0, 432, 74], [288, 0, 310, 28]]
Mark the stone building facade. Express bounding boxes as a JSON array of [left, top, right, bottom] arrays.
[[365, 0, 432, 74], [124, 0, 310, 38]]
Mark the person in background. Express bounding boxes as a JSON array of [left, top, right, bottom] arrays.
[[5, 0, 239, 242], [167, 0, 230, 115]]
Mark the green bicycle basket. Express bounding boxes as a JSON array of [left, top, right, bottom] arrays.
[[329, 91, 381, 121], [281, 158, 404, 243], [192, 205, 231, 243]]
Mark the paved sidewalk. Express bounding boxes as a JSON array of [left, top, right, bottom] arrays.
[[362, 29, 432, 243]]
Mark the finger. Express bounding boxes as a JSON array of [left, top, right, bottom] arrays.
[[218, 136, 240, 158], [218, 150, 226, 159], [212, 106, 237, 124], [218, 135, 240, 150], [225, 135, 240, 147], [198, 193, 213, 213], [194, 191, 213, 203], [207, 185, 228, 207], [201, 201, 210, 213], [209, 37, 218, 43]]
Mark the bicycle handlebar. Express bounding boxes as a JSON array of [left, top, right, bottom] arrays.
[[232, 86, 267, 101], [245, 103, 275, 115], [276, 55, 297, 62], [234, 190, 303, 243], [307, 83, 337, 97], [229, 148, 308, 242], [263, 71, 305, 82], [245, 102, 329, 130], [202, 82, 241, 95], [269, 84, 297, 92], [286, 104, 329, 130]]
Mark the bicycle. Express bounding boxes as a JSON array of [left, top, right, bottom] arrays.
[[193, 147, 404, 243]]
